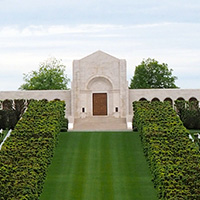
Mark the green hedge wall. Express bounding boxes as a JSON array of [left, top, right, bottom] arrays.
[[0, 100, 65, 200], [133, 101, 200, 199]]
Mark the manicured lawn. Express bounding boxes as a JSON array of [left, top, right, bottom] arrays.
[[40, 132, 157, 200]]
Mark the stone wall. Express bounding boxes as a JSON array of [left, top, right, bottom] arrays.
[[129, 89, 200, 115], [0, 90, 71, 117], [0, 88, 199, 130]]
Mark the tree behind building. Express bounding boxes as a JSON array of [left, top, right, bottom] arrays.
[[19, 57, 70, 90], [129, 58, 178, 89]]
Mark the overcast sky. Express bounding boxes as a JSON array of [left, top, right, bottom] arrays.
[[0, 0, 200, 90]]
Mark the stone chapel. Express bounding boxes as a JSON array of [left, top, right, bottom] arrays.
[[72, 50, 128, 119]]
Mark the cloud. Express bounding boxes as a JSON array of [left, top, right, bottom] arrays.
[[0, 23, 199, 56], [0, 24, 124, 37], [1, 22, 199, 42], [0, 22, 200, 90]]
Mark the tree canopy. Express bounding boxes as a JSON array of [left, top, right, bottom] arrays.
[[129, 58, 178, 89], [19, 57, 70, 90]]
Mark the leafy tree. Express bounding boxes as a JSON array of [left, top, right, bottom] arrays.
[[129, 58, 178, 89], [19, 57, 70, 90]]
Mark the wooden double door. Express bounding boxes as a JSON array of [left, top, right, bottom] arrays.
[[93, 93, 107, 116]]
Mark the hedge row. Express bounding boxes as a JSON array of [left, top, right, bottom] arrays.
[[0, 100, 65, 200], [133, 101, 200, 199]]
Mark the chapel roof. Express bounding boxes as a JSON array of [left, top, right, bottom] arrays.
[[80, 50, 120, 62]]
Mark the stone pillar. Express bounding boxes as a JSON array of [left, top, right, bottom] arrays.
[[119, 59, 128, 118]]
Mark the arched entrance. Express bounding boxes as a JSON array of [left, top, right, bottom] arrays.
[[87, 76, 113, 116]]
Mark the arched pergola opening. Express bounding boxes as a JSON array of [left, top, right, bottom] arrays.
[[3, 99, 13, 110], [189, 97, 199, 110], [0, 100, 2, 110], [14, 99, 26, 119], [54, 98, 61, 101], [139, 97, 147, 101], [151, 97, 160, 102], [177, 97, 185, 101], [164, 97, 173, 106], [175, 97, 186, 112]]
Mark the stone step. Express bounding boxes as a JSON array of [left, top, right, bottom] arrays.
[[72, 117, 129, 131]]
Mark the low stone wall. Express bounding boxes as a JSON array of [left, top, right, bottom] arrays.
[[129, 89, 200, 115], [0, 90, 71, 117], [1, 88, 200, 128]]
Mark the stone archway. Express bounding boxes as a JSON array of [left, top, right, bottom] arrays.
[[189, 97, 199, 110], [151, 97, 160, 102], [87, 76, 113, 116], [87, 76, 113, 91]]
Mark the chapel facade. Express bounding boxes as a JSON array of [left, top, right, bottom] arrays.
[[71, 51, 128, 119]]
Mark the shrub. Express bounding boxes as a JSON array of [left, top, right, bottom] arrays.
[[0, 100, 65, 199], [60, 118, 68, 132], [133, 101, 200, 199]]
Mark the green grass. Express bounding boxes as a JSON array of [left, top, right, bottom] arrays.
[[40, 132, 157, 200]]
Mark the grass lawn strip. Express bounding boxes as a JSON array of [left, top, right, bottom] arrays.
[[66, 134, 91, 199], [40, 132, 157, 200], [81, 133, 102, 200]]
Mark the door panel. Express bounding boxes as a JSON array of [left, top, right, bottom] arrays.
[[93, 93, 107, 115]]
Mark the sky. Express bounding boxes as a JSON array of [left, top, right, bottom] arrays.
[[0, 0, 200, 90]]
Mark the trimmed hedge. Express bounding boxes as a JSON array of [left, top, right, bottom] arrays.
[[133, 101, 200, 199], [0, 100, 65, 200]]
